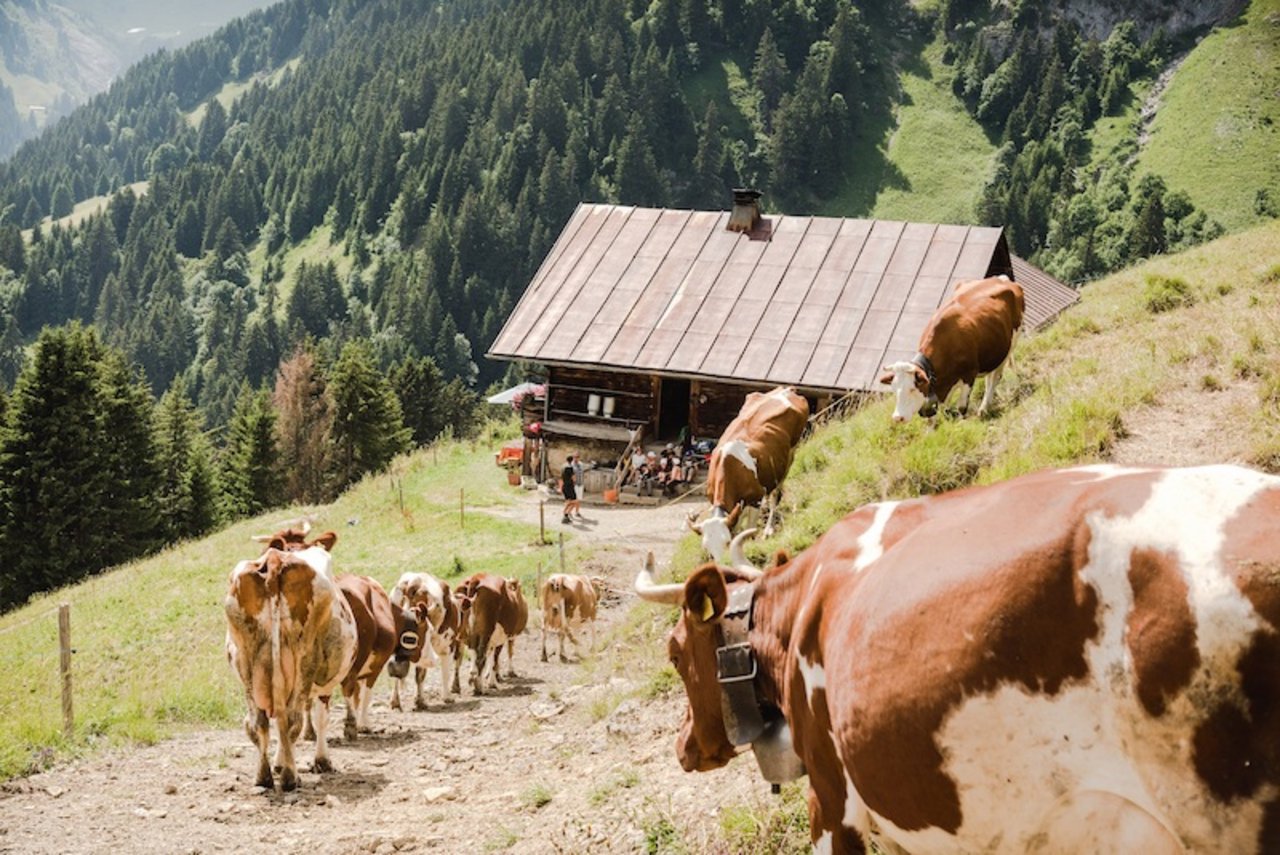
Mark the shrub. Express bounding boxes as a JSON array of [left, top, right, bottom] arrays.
[[1143, 274, 1195, 313]]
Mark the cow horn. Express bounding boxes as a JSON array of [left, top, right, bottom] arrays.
[[729, 528, 762, 579], [685, 508, 705, 534], [726, 501, 744, 530], [634, 552, 684, 604]]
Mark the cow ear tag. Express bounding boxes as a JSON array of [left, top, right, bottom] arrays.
[[700, 594, 716, 623]]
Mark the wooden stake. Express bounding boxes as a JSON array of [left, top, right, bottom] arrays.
[[58, 603, 72, 738]]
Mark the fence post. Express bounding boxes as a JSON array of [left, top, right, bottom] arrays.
[[58, 603, 72, 739]]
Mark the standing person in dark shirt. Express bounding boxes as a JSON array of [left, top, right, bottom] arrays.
[[561, 453, 580, 524]]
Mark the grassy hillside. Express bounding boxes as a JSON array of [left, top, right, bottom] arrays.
[[1138, 0, 1280, 231], [837, 33, 997, 223]]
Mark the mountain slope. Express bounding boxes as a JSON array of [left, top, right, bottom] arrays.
[[0, 0, 277, 158], [1137, 0, 1280, 231]]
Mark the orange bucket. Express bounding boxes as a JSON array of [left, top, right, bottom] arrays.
[[603, 488, 619, 504]]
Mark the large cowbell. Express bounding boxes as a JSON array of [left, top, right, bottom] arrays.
[[751, 717, 806, 785]]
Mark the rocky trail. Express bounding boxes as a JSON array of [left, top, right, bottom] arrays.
[[0, 494, 774, 854]]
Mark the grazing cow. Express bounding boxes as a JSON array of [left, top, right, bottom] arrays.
[[224, 535, 356, 790], [387, 571, 467, 708], [878, 275, 1024, 422], [637, 464, 1280, 853], [540, 573, 599, 662], [456, 573, 529, 694], [333, 575, 425, 736], [690, 386, 809, 561]]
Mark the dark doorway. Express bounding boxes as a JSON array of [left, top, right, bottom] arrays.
[[659, 377, 691, 440]]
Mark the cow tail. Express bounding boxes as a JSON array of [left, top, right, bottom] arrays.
[[269, 561, 286, 722]]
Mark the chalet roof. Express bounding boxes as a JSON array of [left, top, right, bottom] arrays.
[[488, 204, 1079, 394]]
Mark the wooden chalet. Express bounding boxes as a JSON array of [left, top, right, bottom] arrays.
[[487, 195, 1078, 480]]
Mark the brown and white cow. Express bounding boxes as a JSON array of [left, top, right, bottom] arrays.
[[638, 464, 1280, 853], [691, 386, 809, 561], [224, 533, 356, 790], [456, 573, 529, 694], [878, 275, 1024, 422], [540, 573, 598, 662], [333, 574, 425, 736], [387, 571, 467, 709]]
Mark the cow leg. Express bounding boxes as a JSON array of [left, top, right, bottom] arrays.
[[311, 697, 335, 773], [541, 624, 549, 663], [437, 653, 455, 705], [343, 686, 360, 741], [491, 646, 503, 684], [274, 708, 301, 792], [505, 638, 517, 678], [249, 708, 272, 790], [472, 635, 491, 694], [954, 380, 972, 414], [302, 704, 316, 741], [978, 364, 1004, 414], [763, 490, 781, 537], [416, 663, 432, 710], [356, 677, 375, 731], [450, 644, 464, 696], [559, 627, 568, 663]]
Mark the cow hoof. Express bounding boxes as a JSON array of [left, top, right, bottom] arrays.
[[390, 699, 402, 712], [415, 698, 430, 712], [303, 726, 316, 742], [255, 771, 274, 790], [540, 652, 548, 663], [343, 723, 358, 742], [442, 695, 455, 706], [311, 757, 333, 774], [559, 654, 568, 663], [280, 770, 299, 791]]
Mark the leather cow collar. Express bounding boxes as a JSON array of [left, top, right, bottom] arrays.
[[714, 580, 806, 791], [911, 351, 940, 413]]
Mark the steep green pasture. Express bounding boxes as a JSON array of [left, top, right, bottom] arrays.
[[0, 425, 546, 780], [853, 36, 997, 223], [1138, 0, 1280, 231]]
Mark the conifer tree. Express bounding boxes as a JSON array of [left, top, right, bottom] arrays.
[[392, 355, 446, 447], [0, 325, 118, 606], [220, 384, 282, 520], [154, 377, 222, 542], [328, 339, 410, 491], [97, 349, 163, 555]]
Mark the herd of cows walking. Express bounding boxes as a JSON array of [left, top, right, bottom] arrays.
[[223, 276, 1280, 853]]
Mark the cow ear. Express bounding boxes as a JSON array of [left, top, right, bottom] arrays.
[[877, 369, 893, 386], [772, 549, 791, 569], [268, 536, 286, 551], [312, 531, 338, 552], [413, 602, 430, 623], [684, 565, 728, 626], [458, 595, 472, 613], [439, 580, 451, 599]]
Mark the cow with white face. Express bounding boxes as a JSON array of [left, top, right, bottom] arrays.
[[879, 275, 1024, 422], [387, 571, 466, 708], [691, 386, 809, 560], [639, 464, 1280, 853]]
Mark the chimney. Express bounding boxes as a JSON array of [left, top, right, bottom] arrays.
[[726, 188, 762, 233]]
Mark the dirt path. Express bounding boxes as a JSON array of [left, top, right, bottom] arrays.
[[0, 492, 776, 855]]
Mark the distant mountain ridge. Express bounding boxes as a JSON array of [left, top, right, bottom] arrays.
[[0, 0, 275, 158]]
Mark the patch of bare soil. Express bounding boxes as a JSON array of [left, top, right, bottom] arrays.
[[0, 492, 776, 854], [1109, 378, 1259, 467]]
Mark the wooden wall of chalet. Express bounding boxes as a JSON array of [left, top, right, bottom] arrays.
[[547, 366, 835, 447], [546, 366, 656, 430]]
